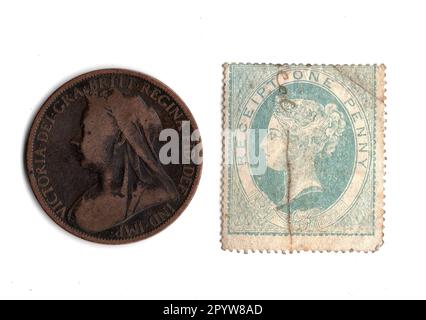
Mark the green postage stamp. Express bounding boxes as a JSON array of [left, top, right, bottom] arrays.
[[221, 64, 385, 252]]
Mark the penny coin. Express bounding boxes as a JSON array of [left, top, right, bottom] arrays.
[[26, 69, 202, 244]]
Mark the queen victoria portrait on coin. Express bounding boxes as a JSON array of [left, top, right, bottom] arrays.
[[26, 69, 202, 244]]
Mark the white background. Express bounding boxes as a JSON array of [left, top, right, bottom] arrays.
[[0, 0, 423, 300]]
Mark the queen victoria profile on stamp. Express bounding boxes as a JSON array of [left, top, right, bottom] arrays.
[[222, 64, 385, 252]]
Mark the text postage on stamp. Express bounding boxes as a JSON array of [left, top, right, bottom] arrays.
[[221, 64, 385, 252]]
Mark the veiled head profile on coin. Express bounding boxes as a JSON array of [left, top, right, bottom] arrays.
[[69, 90, 179, 233], [26, 69, 202, 244]]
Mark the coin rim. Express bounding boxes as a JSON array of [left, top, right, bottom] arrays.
[[25, 68, 202, 245]]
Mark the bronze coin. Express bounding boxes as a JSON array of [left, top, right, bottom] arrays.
[[26, 69, 202, 244]]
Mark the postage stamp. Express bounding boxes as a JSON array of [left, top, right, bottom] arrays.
[[221, 64, 385, 252]]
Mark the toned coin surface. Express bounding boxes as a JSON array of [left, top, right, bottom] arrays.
[[26, 69, 202, 244]]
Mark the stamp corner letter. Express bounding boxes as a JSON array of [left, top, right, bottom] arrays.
[[221, 63, 385, 253]]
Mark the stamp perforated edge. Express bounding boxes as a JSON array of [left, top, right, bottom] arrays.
[[220, 63, 386, 253]]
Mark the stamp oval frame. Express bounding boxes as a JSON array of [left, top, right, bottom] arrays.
[[26, 68, 202, 244], [234, 67, 372, 231]]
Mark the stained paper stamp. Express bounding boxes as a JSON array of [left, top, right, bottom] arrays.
[[222, 64, 385, 252]]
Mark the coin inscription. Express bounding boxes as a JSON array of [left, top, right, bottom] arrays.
[[26, 69, 202, 244]]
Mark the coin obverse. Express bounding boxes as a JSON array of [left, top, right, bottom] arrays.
[[26, 69, 202, 244]]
